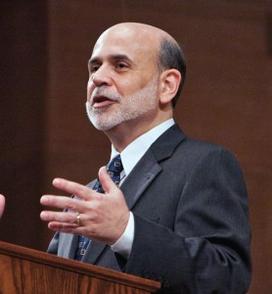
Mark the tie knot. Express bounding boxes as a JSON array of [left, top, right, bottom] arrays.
[[93, 155, 123, 193], [107, 155, 123, 184]]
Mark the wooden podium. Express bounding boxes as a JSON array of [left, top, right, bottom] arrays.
[[0, 241, 160, 293]]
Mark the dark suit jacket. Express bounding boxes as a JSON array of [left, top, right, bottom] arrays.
[[48, 125, 251, 293]]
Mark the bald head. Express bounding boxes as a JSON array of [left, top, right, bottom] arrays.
[[98, 22, 176, 46], [93, 23, 186, 106], [93, 23, 164, 69]]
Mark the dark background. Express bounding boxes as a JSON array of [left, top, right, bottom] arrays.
[[0, 1, 271, 293]]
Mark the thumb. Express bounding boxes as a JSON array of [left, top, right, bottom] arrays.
[[98, 166, 117, 193]]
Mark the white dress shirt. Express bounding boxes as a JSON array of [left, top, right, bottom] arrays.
[[110, 118, 175, 258]]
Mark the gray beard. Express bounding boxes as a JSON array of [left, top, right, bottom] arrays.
[[85, 77, 159, 131]]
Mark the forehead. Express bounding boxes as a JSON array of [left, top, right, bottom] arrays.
[[91, 28, 159, 64]]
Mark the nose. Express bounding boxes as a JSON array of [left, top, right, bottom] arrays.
[[91, 65, 112, 87]]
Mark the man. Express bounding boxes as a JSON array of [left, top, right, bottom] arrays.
[[0, 194, 5, 218], [40, 23, 251, 293]]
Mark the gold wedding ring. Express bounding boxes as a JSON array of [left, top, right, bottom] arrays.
[[76, 213, 81, 226]]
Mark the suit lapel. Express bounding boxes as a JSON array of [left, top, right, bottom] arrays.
[[121, 124, 186, 209], [83, 125, 186, 265], [121, 152, 161, 209]]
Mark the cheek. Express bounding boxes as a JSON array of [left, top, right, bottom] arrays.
[[118, 77, 148, 97], [87, 80, 94, 97]]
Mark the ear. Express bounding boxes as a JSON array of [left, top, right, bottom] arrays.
[[159, 69, 181, 105]]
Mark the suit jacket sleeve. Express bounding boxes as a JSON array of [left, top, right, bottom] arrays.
[[122, 148, 251, 294]]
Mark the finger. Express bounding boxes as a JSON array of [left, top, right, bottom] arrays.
[[52, 178, 95, 201], [48, 221, 79, 231], [40, 195, 88, 212], [98, 166, 117, 193], [0, 194, 5, 217], [40, 210, 78, 223], [47, 221, 93, 237]]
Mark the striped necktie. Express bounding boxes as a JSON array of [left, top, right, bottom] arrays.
[[74, 155, 123, 260]]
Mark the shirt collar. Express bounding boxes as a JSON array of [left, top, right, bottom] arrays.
[[110, 118, 175, 177]]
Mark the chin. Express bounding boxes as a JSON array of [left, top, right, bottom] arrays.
[[87, 113, 119, 131]]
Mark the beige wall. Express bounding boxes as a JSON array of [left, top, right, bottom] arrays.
[[0, 1, 271, 293]]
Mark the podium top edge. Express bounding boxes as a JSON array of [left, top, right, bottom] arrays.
[[0, 240, 160, 292]]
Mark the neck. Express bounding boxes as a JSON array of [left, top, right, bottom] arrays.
[[105, 113, 173, 152]]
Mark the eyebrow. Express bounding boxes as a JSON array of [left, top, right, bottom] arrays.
[[88, 54, 134, 67]]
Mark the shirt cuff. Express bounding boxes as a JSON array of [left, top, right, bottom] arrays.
[[110, 211, 135, 259]]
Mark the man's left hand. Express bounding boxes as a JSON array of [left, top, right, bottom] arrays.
[[40, 166, 130, 245]]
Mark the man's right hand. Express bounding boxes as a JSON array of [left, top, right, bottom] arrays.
[[0, 194, 5, 218], [40, 167, 130, 245]]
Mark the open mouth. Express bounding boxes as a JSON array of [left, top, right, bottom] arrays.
[[92, 96, 116, 108]]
